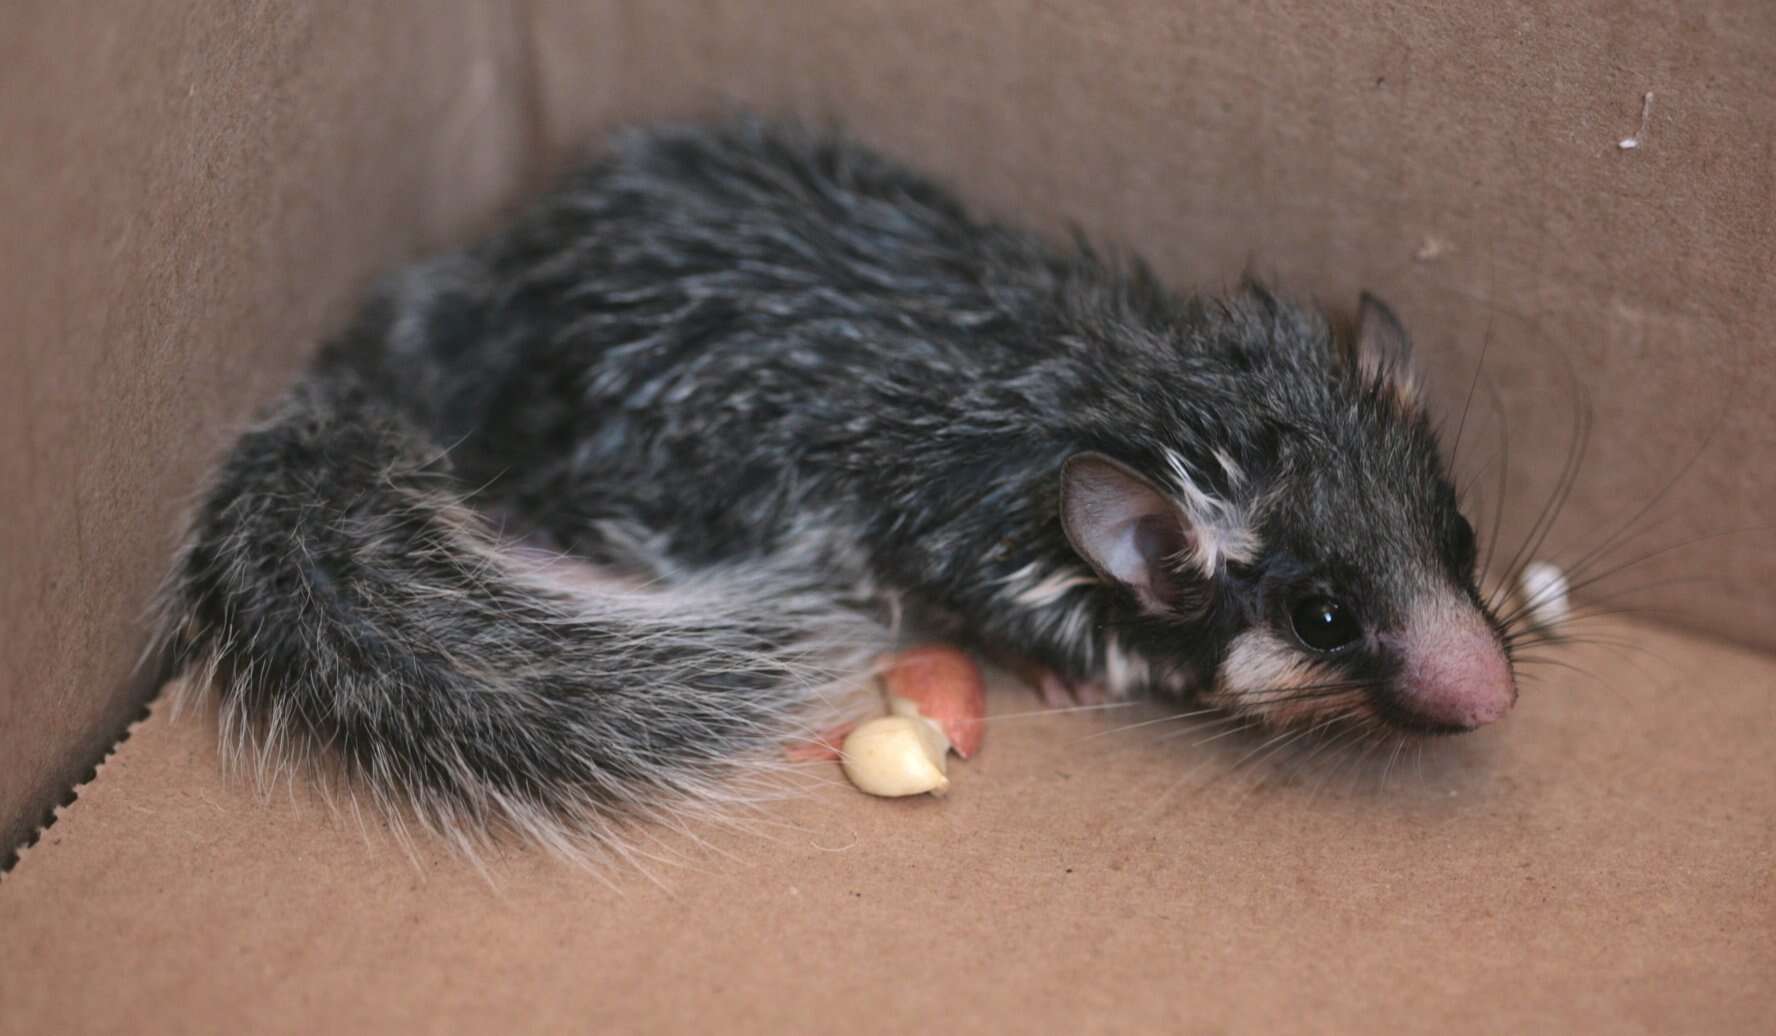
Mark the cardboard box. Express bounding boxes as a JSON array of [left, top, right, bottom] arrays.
[[2, 3, 1771, 1031]]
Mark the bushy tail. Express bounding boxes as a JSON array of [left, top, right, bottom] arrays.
[[153, 370, 889, 857]]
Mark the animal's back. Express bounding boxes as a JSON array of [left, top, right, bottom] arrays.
[[329, 120, 1101, 570]]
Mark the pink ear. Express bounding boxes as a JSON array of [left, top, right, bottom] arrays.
[[1354, 293, 1420, 405], [1060, 453, 1190, 612]]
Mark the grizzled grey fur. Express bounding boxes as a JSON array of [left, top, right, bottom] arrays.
[[154, 118, 1504, 851]]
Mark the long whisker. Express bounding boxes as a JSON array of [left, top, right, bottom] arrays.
[[1152, 712, 1252, 745], [1185, 717, 1262, 750], [1495, 573, 1716, 636], [1077, 707, 1233, 742], [1496, 355, 1591, 604], [1526, 526, 1771, 625], [983, 701, 1144, 723], [1506, 655, 1609, 683], [1305, 720, 1372, 804], [1078, 678, 1381, 741], [1214, 724, 1315, 783], [1457, 448, 1500, 508], [1167, 709, 1257, 733], [1504, 600, 1692, 644], [1551, 385, 1738, 593], [1448, 315, 1494, 473], [1295, 713, 1362, 769], [1479, 376, 1513, 605], [1336, 730, 1384, 787], [1379, 734, 1409, 790]]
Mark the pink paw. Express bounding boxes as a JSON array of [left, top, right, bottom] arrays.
[[983, 650, 1110, 712], [1037, 671, 1109, 709]]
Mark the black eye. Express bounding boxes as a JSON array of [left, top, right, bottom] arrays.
[[1452, 515, 1479, 575], [1291, 596, 1362, 653]]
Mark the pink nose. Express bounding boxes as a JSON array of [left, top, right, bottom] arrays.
[[1396, 606, 1516, 730]]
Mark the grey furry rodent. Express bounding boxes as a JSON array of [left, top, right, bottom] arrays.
[[155, 118, 1516, 847]]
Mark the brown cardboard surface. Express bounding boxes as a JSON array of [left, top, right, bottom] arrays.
[[0, 1, 539, 855], [3, 619, 1772, 1033], [1, 3, 1773, 1031]]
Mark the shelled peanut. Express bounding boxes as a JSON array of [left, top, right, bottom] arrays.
[[838, 645, 987, 798]]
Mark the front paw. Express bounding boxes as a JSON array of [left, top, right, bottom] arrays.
[[981, 648, 1111, 709], [1035, 670, 1110, 709]]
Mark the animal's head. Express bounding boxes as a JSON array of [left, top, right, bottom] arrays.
[[1061, 292, 1515, 734]]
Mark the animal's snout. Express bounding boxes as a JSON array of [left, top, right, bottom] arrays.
[[1390, 599, 1517, 731]]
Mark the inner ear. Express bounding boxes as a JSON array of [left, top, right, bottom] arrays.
[[1356, 293, 1410, 364], [1352, 292, 1420, 406], [1060, 453, 1191, 612]]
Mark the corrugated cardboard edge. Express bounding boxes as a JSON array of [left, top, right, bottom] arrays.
[[0, 0, 543, 866], [1, 669, 163, 876]]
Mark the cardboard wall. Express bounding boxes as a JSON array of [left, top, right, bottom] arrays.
[[3, 1, 1773, 855], [0, 1, 539, 856]]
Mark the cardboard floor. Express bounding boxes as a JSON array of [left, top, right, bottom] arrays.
[[2, 618, 1770, 1034]]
